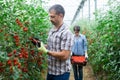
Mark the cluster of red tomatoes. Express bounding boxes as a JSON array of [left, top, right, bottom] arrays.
[[0, 18, 46, 79]]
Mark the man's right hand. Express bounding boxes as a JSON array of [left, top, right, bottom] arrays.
[[30, 37, 48, 53], [31, 37, 41, 47]]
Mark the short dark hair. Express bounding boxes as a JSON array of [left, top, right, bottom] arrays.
[[49, 4, 65, 17], [73, 25, 80, 31]]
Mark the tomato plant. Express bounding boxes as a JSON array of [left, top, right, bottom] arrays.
[[0, 0, 50, 80], [88, 0, 120, 80]]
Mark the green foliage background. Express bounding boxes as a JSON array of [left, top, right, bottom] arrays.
[[89, 0, 120, 80], [0, 0, 50, 80]]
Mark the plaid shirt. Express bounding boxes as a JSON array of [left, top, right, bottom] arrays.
[[47, 23, 73, 75]]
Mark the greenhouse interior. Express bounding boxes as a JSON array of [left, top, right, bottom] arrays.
[[0, 0, 120, 80]]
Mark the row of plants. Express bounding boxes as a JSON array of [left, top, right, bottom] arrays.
[[74, 0, 120, 80], [89, 0, 119, 80], [0, 0, 50, 80]]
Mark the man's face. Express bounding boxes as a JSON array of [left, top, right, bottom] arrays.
[[49, 9, 60, 26]]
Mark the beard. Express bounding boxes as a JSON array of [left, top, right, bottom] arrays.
[[51, 21, 57, 25]]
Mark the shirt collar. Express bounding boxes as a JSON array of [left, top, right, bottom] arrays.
[[74, 33, 81, 37], [51, 23, 66, 32]]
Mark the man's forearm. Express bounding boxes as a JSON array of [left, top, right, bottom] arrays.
[[48, 50, 70, 60]]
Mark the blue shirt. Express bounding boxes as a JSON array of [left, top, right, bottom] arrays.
[[72, 34, 87, 56]]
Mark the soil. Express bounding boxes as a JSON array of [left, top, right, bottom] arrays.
[[70, 63, 96, 80]]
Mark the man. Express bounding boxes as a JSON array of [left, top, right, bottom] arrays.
[[37, 4, 73, 80]]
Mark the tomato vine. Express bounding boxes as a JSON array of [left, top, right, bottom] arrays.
[[0, 0, 50, 80]]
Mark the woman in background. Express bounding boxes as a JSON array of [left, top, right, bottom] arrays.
[[71, 25, 88, 80]]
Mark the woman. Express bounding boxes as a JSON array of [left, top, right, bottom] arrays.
[[71, 25, 88, 80]]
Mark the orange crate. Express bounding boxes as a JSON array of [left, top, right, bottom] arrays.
[[71, 56, 87, 66]]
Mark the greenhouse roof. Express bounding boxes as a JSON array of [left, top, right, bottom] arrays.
[[42, 0, 109, 26]]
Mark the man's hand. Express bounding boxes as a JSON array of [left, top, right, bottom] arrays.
[[30, 37, 48, 53], [31, 37, 41, 47], [38, 42, 48, 53]]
